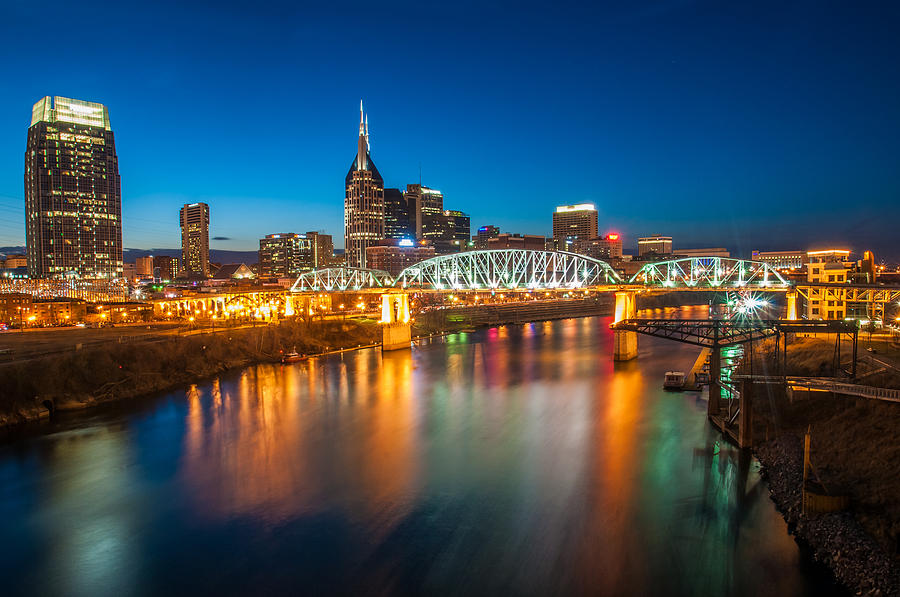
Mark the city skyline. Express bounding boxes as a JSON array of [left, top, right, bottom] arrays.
[[1, 2, 899, 259]]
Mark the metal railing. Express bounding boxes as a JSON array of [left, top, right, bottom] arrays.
[[735, 374, 900, 403]]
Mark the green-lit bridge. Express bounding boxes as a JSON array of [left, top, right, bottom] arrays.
[[290, 250, 791, 292]]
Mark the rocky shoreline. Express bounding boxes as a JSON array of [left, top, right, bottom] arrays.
[[756, 434, 900, 596]]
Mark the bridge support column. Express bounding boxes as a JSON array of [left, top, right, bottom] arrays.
[[739, 380, 753, 449], [613, 291, 638, 361], [708, 346, 721, 415], [381, 293, 411, 351], [784, 291, 798, 320]]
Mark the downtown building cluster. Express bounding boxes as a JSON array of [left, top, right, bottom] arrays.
[[6, 95, 898, 327], [18, 96, 337, 287], [344, 102, 470, 276]]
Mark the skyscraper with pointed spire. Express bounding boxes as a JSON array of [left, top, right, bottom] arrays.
[[344, 101, 384, 268]]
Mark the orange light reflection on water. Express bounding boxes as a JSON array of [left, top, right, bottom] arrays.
[[180, 349, 420, 531]]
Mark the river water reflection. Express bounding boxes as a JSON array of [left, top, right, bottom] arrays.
[[0, 313, 840, 595]]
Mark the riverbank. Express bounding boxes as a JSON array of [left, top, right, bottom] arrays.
[[0, 298, 617, 430], [735, 337, 900, 595], [0, 318, 383, 428], [756, 434, 900, 595]]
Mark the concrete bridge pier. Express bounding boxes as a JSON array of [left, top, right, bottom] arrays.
[[784, 290, 798, 320], [381, 293, 411, 351], [613, 291, 638, 361]]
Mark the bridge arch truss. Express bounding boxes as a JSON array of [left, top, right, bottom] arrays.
[[395, 249, 623, 290], [629, 257, 789, 289], [291, 267, 395, 292]]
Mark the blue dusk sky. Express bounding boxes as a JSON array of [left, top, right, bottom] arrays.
[[0, 1, 899, 259]]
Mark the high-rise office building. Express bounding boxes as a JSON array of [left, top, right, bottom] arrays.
[[474, 225, 500, 249], [384, 188, 412, 240], [405, 183, 470, 254], [552, 204, 598, 250], [637, 234, 673, 257], [258, 233, 313, 278], [675, 247, 729, 258], [345, 102, 384, 269], [441, 210, 471, 253], [152, 255, 179, 282], [418, 208, 470, 255], [25, 96, 123, 279], [580, 233, 623, 260], [180, 202, 210, 278], [365, 239, 436, 276], [405, 184, 444, 240], [486, 233, 545, 251], [751, 250, 806, 270], [305, 231, 334, 268], [135, 256, 154, 277]]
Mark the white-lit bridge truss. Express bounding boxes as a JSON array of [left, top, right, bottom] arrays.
[[289, 252, 798, 293], [629, 257, 789, 289], [394, 249, 623, 290], [290, 267, 394, 292]]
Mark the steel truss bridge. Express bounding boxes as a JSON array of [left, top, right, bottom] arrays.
[[290, 251, 797, 292], [628, 256, 789, 288], [290, 267, 395, 293], [394, 249, 622, 290]]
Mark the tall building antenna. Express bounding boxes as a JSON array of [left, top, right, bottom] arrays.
[[345, 101, 385, 269]]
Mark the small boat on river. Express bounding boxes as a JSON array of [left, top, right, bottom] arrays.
[[663, 371, 686, 391], [281, 349, 306, 364]]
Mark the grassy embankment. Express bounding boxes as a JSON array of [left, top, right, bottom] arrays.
[[740, 335, 900, 555], [0, 306, 495, 426], [0, 300, 609, 427], [0, 318, 382, 426]]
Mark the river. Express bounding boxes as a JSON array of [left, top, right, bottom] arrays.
[[0, 312, 841, 595]]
